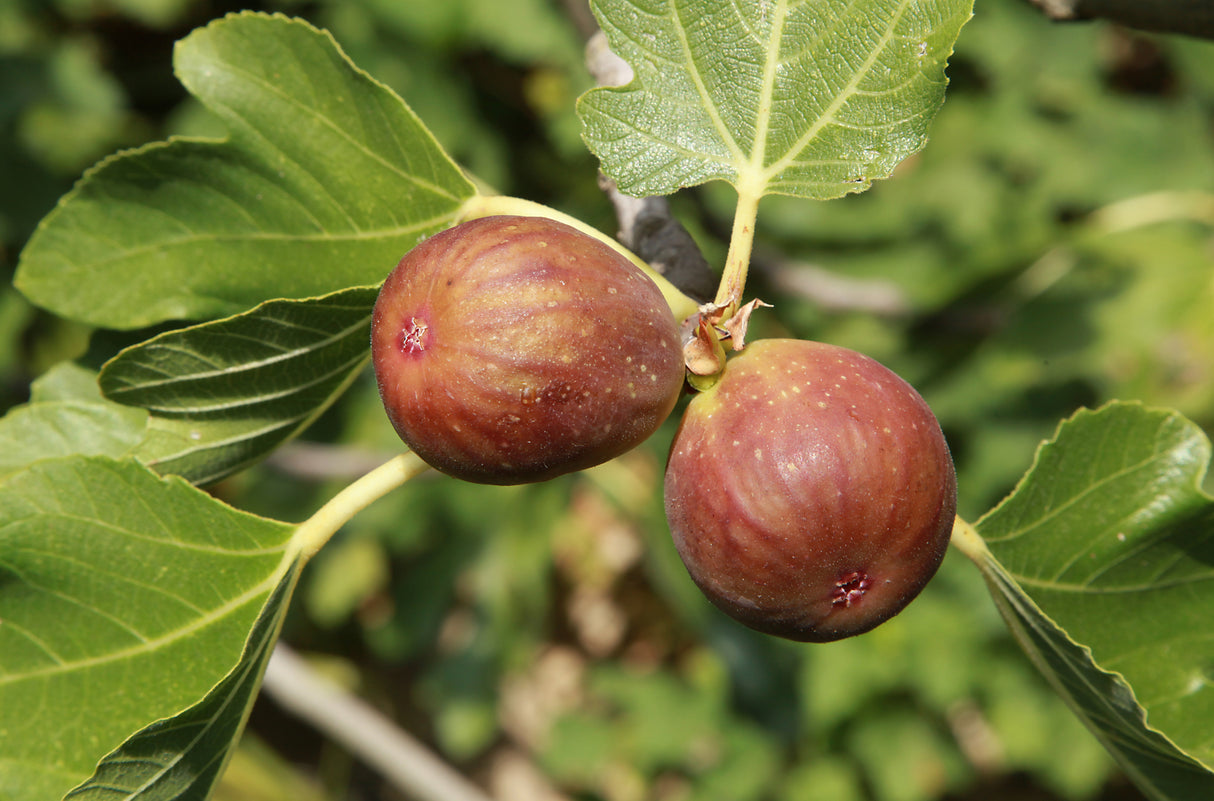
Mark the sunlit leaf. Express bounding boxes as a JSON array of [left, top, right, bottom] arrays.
[[965, 403, 1214, 801], [0, 456, 295, 801], [15, 12, 474, 329], [0, 362, 148, 480], [578, 0, 973, 199], [65, 564, 301, 801]]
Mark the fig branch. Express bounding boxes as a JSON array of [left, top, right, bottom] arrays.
[[263, 644, 494, 801], [1027, 0, 1214, 40], [597, 175, 718, 304]]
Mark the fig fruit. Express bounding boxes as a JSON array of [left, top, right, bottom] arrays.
[[372, 215, 685, 485], [664, 338, 956, 642]]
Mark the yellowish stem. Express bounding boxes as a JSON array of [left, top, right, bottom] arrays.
[[949, 514, 988, 565], [1087, 189, 1214, 234], [713, 186, 762, 313], [291, 451, 430, 561]]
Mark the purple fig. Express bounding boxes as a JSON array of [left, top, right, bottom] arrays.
[[664, 338, 956, 642], [372, 215, 685, 484]]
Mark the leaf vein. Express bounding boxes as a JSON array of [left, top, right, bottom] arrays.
[[764, 0, 913, 180], [135, 350, 368, 414], [109, 315, 370, 395]]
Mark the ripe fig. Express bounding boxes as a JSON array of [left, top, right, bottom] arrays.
[[372, 215, 686, 485], [664, 338, 956, 642]]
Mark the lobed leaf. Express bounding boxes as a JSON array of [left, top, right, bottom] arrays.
[[0, 456, 295, 801], [15, 12, 475, 330], [968, 403, 1214, 800], [578, 0, 973, 199], [100, 286, 378, 486]]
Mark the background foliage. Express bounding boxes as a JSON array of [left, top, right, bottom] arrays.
[[3, 0, 1213, 799]]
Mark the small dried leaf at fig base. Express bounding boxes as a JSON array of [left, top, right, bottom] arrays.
[[684, 316, 727, 376], [721, 298, 772, 351]]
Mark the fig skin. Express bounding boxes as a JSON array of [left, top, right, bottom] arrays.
[[371, 215, 686, 485], [664, 338, 956, 642]]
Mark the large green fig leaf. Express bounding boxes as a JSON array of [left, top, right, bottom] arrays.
[[578, 0, 973, 199], [0, 456, 296, 801], [15, 12, 475, 330], [962, 403, 1214, 800], [99, 286, 377, 486], [64, 565, 301, 801]]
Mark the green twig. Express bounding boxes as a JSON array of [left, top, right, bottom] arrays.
[[949, 514, 988, 564], [291, 451, 430, 561]]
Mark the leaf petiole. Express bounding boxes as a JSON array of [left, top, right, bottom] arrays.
[[713, 184, 763, 315], [291, 451, 430, 560], [948, 514, 987, 564]]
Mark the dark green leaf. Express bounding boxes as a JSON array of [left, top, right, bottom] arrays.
[[64, 562, 301, 801], [100, 286, 377, 486]]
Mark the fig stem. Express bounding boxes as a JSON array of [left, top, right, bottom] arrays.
[[292, 451, 430, 561], [949, 514, 988, 564], [457, 194, 701, 323], [713, 183, 762, 315]]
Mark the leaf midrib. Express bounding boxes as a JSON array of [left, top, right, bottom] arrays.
[[54, 215, 450, 274]]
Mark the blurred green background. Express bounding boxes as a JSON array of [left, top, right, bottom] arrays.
[[4, 0, 1214, 799]]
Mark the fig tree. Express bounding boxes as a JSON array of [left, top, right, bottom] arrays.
[[664, 338, 956, 642], [372, 215, 686, 485]]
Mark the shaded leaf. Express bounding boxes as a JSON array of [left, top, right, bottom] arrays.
[[100, 286, 377, 486], [578, 0, 973, 199], [966, 403, 1214, 800], [15, 12, 474, 329], [0, 456, 295, 801]]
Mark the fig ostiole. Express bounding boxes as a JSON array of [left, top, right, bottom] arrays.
[[664, 338, 957, 642], [371, 215, 687, 485]]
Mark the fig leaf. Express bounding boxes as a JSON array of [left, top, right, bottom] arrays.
[[966, 402, 1214, 800], [578, 0, 974, 200], [99, 286, 378, 485], [15, 13, 475, 329], [0, 456, 297, 801]]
